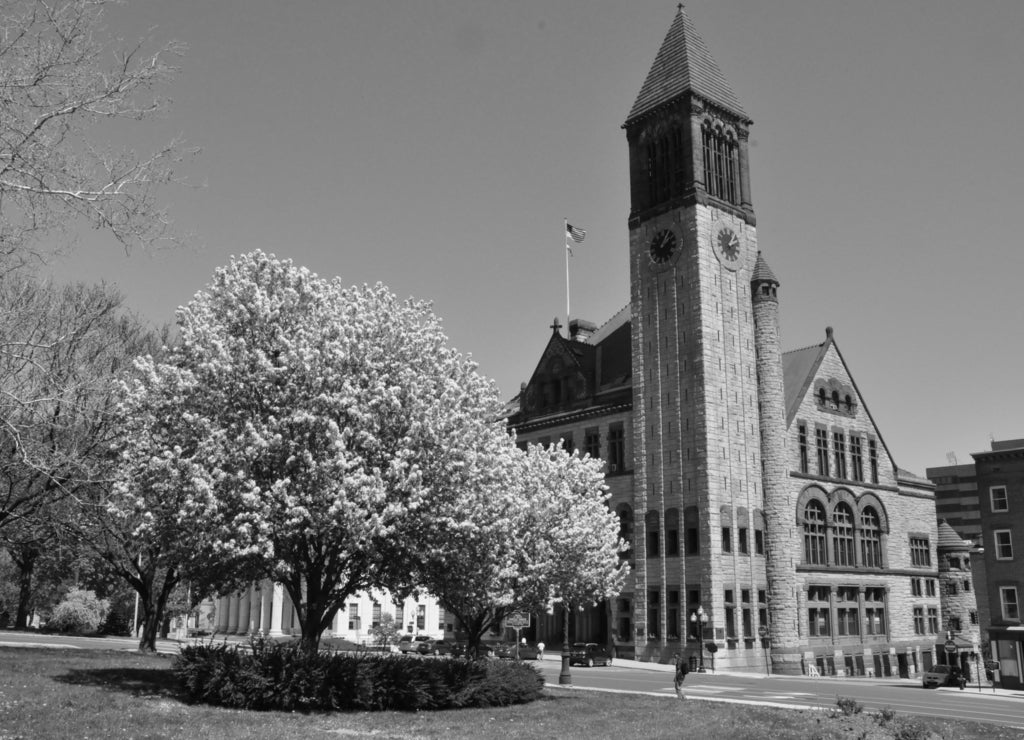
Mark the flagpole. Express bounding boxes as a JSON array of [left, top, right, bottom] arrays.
[[564, 218, 570, 333]]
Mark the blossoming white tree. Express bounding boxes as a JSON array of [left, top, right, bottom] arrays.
[[118, 251, 508, 650], [410, 441, 626, 660]]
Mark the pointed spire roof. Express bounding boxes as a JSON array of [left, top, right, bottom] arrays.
[[751, 251, 779, 285], [937, 520, 972, 552], [625, 5, 748, 126]]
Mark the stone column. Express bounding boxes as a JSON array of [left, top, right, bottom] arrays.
[[217, 595, 230, 633], [269, 583, 285, 637], [227, 593, 240, 633], [236, 589, 250, 634]]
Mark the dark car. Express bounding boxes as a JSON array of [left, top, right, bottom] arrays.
[[432, 639, 466, 657], [495, 641, 541, 660], [569, 642, 613, 667]]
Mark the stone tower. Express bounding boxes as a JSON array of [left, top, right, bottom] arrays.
[[750, 252, 801, 674], [936, 520, 981, 665], [624, 6, 764, 659]]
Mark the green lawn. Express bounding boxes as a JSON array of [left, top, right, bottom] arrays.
[[0, 647, 1016, 739]]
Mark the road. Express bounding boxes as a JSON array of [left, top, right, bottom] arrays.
[[535, 659, 1024, 731]]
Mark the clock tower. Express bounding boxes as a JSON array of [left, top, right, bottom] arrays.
[[625, 6, 773, 657]]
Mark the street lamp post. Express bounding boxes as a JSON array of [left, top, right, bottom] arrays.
[[758, 625, 771, 676], [690, 606, 708, 673]]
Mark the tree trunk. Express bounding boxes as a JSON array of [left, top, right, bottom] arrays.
[[13, 547, 39, 630]]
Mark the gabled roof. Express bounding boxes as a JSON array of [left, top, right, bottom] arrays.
[[625, 5, 748, 126], [781, 329, 899, 474]]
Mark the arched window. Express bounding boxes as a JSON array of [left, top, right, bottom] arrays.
[[701, 123, 739, 204], [860, 506, 882, 568], [832, 503, 855, 566], [804, 500, 827, 565], [817, 388, 826, 406]]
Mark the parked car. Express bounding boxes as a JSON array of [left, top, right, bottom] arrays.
[[494, 641, 541, 660], [921, 664, 951, 688], [569, 642, 613, 667], [397, 635, 436, 654], [432, 639, 466, 657]]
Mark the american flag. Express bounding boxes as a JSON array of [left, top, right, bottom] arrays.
[[566, 223, 586, 243]]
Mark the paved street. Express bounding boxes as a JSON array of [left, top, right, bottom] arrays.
[[534, 655, 1024, 731]]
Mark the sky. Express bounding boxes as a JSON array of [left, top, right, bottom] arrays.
[[45, 0, 1024, 478]]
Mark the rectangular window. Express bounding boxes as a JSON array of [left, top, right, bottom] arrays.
[[864, 587, 886, 636], [927, 607, 939, 634], [758, 590, 768, 633], [608, 423, 625, 472], [991, 486, 1009, 513], [949, 616, 962, 632], [584, 427, 601, 458], [724, 589, 736, 640], [869, 438, 879, 484], [395, 601, 404, 628], [850, 435, 864, 482], [798, 424, 809, 474], [348, 603, 360, 631], [995, 530, 1014, 560], [926, 579, 937, 597], [815, 428, 829, 477], [668, 590, 680, 640], [913, 607, 925, 635], [738, 527, 749, 554], [833, 431, 847, 479], [437, 607, 446, 632], [807, 586, 830, 637], [721, 526, 732, 553], [647, 528, 660, 558], [686, 527, 700, 555], [416, 604, 426, 630], [1001, 587, 1020, 621], [648, 589, 660, 639], [911, 578, 922, 597], [561, 434, 574, 453], [372, 601, 382, 627], [910, 537, 931, 567], [666, 525, 679, 556], [754, 528, 765, 555]]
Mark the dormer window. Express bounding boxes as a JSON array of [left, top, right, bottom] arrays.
[[812, 380, 856, 418]]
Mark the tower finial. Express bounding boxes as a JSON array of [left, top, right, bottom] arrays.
[[677, 3, 684, 12]]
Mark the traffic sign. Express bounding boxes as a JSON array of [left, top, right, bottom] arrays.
[[944, 639, 957, 653], [506, 612, 531, 629], [985, 660, 1000, 671]]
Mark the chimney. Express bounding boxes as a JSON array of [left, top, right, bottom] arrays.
[[569, 318, 597, 342]]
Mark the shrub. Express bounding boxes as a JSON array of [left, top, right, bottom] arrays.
[[833, 695, 863, 716], [47, 589, 109, 635], [172, 639, 544, 712]]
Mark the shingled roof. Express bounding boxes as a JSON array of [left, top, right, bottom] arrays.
[[625, 5, 748, 126]]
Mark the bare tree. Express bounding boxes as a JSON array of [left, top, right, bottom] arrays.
[[0, 0, 194, 269]]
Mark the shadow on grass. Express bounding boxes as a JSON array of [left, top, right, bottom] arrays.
[[53, 666, 183, 699]]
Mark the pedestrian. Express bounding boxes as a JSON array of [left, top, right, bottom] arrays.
[[674, 651, 690, 699], [537, 641, 545, 659]]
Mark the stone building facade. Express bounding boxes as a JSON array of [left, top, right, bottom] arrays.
[[508, 7, 945, 676]]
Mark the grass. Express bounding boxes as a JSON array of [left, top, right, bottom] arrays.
[[0, 647, 1018, 739]]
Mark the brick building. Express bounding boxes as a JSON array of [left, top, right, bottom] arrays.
[[509, 7, 945, 677], [973, 439, 1024, 689]]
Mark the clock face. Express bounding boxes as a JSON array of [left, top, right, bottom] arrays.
[[649, 229, 678, 265], [712, 223, 745, 271]]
